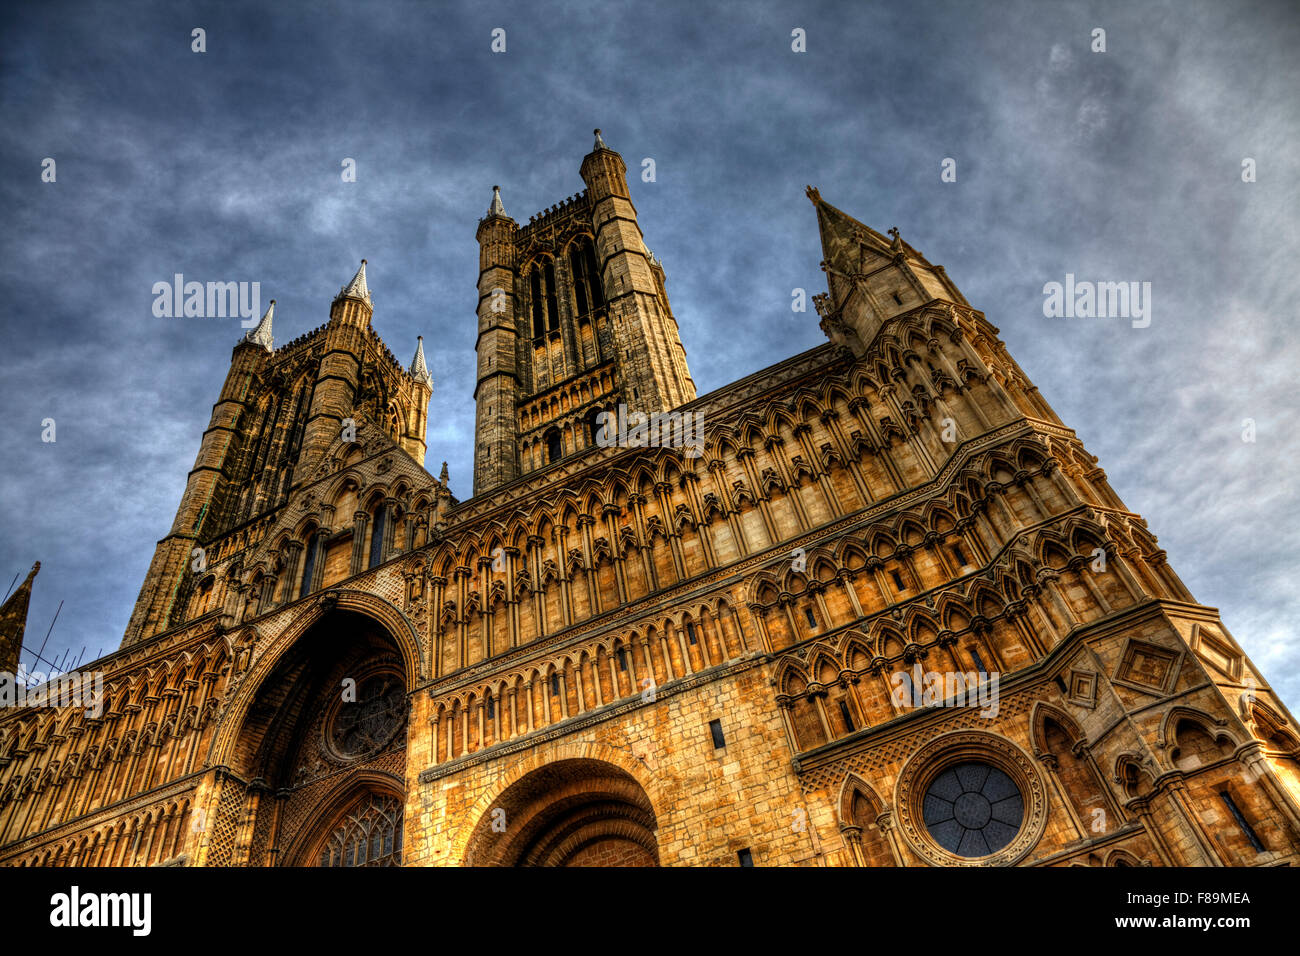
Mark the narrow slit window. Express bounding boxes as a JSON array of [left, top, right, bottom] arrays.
[[299, 533, 318, 599], [486, 696, 495, 720], [617, 647, 628, 672], [531, 267, 544, 339], [839, 700, 855, 732], [709, 719, 726, 749], [544, 260, 559, 332], [804, 608, 817, 628], [584, 240, 604, 308], [890, 569, 905, 591], [550, 673, 561, 697], [1220, 792, 1266, 852], [737, 848, 754, 867], [369, 504, 387, 569], [952, 543, 968, 566], [970, 646, 988, 675], [687, 622, 698, 644]]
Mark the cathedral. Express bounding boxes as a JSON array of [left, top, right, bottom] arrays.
[[2, 131, 1298, 868]]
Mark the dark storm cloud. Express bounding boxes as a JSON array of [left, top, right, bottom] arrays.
[[1, 0, 1296, 708]]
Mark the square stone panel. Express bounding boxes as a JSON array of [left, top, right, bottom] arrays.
[[1114, 639, 1181, 695]]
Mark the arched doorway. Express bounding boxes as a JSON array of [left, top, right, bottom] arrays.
[[217, 609, 410, 866], [464, 759, 658, 866]]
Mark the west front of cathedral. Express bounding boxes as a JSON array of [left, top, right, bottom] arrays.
[[2, 133, 1298, 867]]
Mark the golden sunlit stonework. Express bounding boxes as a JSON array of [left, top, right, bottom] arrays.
[[2, 133, 1298, 868]]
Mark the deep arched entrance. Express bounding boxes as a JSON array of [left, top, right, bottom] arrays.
[[218, 609, 409, 866], [464, 758, 658, 866]]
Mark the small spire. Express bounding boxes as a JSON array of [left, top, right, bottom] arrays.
[[593, 128, 608, 150], [488, 185, 507, 218], [410, 335, 433, 387], [0, 561, 40, 676], [439, 461, 449, 486], [244, 299, 275, 351], [336, 259, 372, 305]]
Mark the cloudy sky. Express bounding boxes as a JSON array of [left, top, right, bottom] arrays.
[[1, 0, 1297, 710]]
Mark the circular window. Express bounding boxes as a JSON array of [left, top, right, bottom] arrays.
[[922, 761, 1024, 857], [327, 674, 405, 759]]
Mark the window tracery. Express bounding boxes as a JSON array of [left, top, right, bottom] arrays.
[[316, 792, 403, 867], [327, 674, 405, 759], [922, 761, 1024, 857]]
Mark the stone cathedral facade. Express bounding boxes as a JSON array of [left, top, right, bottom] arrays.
[[2, 132, 1298, 868]]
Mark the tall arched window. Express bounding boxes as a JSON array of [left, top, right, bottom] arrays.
[[569, 238, 606, 318], [529, 260, 560, 338], [545, 428, 563, 464], [317, 792, 403, 867], [369, 504, 387, 569]]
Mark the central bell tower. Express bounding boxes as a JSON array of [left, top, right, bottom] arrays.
[[472, 130, 695, 495]]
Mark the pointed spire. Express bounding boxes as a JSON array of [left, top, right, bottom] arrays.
[[410, 335, 433, 387], [439, 461, 450, 486], [592, 128, 609, 150], [336, 259, 372, 305], [488, 185, 507, 218], [244, 299, 275, 351], [0, 562, 39, 676]]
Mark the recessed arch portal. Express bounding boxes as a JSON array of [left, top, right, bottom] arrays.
[[463, 758, 658, 867], [212, 607, 410, 866]]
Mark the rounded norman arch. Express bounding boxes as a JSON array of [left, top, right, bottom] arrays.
[[455, 744, 662, 866]]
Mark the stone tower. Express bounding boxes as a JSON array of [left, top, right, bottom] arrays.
[[472, 130, 695, 494], [122, 264, 436, 646]]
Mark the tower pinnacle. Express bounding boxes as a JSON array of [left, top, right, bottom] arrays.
[[244, 299, 275, 351], [592, 128, 608, 150], [488, 185, 507, 218], [0, 561, 39, 676], [336, 259, 371, 305], [410, 335, 433, 387]]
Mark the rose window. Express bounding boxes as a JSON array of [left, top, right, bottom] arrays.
[[922, 761, 1024, 857], [328, 674, 405, 759]]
